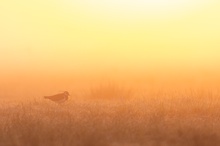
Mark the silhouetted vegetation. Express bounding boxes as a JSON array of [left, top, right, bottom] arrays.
[[1, 87, 220, 146]]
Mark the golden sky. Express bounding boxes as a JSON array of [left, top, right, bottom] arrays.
[[1, 0, 220, 83]]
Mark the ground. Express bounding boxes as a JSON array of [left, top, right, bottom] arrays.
[[0, 88, 220, 146]]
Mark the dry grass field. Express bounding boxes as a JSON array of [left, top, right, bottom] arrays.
[[1, 86, 220, 146]]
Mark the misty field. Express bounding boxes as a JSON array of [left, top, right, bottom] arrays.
[[1, 86, 220, 146]]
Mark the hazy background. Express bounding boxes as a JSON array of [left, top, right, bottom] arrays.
[[1, 0, 220, 98]]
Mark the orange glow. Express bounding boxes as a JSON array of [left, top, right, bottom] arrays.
[[1, 0, 220, 98]]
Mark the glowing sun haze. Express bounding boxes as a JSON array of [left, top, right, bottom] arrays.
[[1, 0, 220, 94], [69, 0, 207, 16]]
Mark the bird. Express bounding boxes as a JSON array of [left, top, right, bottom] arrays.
[[44, 91, 70, 104]]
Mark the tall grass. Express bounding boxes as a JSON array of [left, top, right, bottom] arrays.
[[1, 86, 220, 146]]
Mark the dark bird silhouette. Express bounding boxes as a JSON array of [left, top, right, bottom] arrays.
[[44, 91, 70, 103]]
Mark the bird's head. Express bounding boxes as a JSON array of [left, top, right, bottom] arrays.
[[63, 91, 70, 96]]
